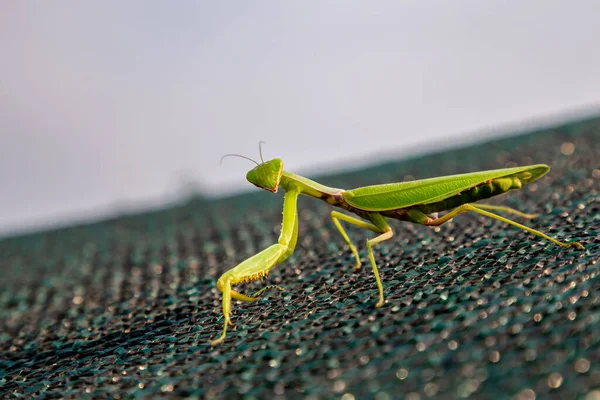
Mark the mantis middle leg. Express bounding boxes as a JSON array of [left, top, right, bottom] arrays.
[[330, 211, 393, 308], [331, 210, 382, 269], [210, 188, 300, 345]]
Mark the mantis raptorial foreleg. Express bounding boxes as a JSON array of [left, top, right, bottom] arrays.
[[424, 203, 585, 250], [330, 211, 393, 308], [210, 189, 300, 345]]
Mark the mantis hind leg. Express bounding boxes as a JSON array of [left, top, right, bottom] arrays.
[[474, 203, 539, 219], [331, 210, 381, 269], [425, 203, 584, 250]]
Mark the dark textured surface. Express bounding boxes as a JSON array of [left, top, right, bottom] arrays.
[[1, 117, 599, 399]]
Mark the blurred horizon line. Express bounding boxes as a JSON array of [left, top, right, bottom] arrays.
[[2, 105, 599, 240]]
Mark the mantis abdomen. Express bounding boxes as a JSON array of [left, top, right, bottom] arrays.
[[416, 177, 523, 215]]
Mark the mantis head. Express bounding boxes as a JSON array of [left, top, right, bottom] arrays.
[[246, 158, 283, 193]]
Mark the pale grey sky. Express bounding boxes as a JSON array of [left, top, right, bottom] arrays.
[[1, 1, 600, 236]]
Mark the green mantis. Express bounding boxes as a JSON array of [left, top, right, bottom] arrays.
[[210, 147, 584, 345]]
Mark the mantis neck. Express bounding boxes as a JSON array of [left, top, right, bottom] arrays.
[[280, 171, 344, 199]]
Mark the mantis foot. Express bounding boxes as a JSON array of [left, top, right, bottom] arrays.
[[252, 285, 285, 298], [568, 241, 585, 251]]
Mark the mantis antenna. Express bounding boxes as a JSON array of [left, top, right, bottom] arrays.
[[219, 154, 259, 166], [258, 141, 266, 163]]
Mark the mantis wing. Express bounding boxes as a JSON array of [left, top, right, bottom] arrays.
[[343, 164, 549, 212]]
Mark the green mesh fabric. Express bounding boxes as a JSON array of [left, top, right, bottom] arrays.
[[1, 117, 599, 399]]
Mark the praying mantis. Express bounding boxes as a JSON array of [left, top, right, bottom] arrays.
[[210, 145, 584, 344]]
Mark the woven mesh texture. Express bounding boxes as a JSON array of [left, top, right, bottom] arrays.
[[1, 117, 599, 399]]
